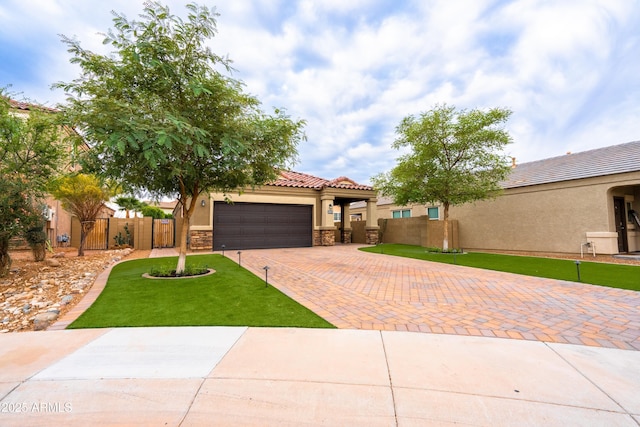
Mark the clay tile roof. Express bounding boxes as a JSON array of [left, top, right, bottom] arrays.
[[504, 140, 640, 188], [270, 171, 373, 190], [7, 98, 58, 113]]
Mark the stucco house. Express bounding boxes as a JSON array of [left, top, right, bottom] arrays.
[[352, 140, 640, 255], [179, 171, 379, 250]]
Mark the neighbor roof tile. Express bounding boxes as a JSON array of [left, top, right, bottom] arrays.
[[504, 140, 640, 188]]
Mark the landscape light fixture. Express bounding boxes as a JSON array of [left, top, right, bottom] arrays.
[[237, 251, 242, 267], [575, 260, 581, 282], [263, 265, 270, 287], [221, 244, 226, 257]]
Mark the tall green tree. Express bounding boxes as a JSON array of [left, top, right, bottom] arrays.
[[0, 92, 65, 275], [55, 2, 305, 273], [114, 196, 144, 218], [373, 104, 513, 251], [49, 174, 111, 257], [140, 204, 171, 219]]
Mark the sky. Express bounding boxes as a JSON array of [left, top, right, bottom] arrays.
[[1, 0, 639, 185]]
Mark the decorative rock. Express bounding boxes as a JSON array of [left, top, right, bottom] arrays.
[[33, 311, 59, 331], [52, 252, 65, 258], [2, 247, 137, 332], [44, 259, 61, 267]]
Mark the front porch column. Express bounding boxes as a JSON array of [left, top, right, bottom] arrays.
[[320, 195, 336, 246], [365, 197, 379, 245], [341, 203, 352, 243]]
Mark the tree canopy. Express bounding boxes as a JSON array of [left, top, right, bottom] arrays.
[[55, 2, 305, 272], [49, 173, 111, 256], [0, 92, 66, 275], [372, 104, 513, 250], [114, 196, 144, 218]]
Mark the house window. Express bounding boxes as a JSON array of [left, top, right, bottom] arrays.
[[427, 207, 439, 220], [333, 212, 342, 222], [392, 209, 411, 218]]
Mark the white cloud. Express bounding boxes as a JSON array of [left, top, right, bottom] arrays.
[[1, 0, 639, 184]]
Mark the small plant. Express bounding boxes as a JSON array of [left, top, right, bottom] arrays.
[[25, 225, 47, 261], [425, 247, 463, 254], [113, 223, 132, 248], [148, 263, 210, 278]]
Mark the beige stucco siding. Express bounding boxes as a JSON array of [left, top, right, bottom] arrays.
[[450, 171, 640, 254], [189, 188, 320, 231]]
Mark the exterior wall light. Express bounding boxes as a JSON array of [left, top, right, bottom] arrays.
[[201, 199, 206, 207]]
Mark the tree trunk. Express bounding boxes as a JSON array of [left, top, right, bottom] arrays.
[[176, 196, 199, 275], [78, 222, 95, 257], [0, 236, 11, 277], [176, 214, 189, 274], [442, 202, 450, 252], [78, 230, 86, 257]]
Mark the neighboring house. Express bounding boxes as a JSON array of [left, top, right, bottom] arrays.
[[355, 140, 640, 255], [178, 171, 379, 250], [451, 141, 640, 255], [350, 197, 442, 221], [144, 200, 178, 217], [7, 98, 88, 248]]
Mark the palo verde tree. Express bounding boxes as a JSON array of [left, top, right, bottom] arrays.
[[0, 92, 65, 275], [373, 104, 513, 251], [49, 174, 111, 256], [56, 2, 305, 274]]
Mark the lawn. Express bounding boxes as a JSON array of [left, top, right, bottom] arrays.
[[69, 254, 335, 329], [360, 244, 640, 291]]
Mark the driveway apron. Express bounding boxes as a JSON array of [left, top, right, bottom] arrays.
[[233, 245, 640, 350]]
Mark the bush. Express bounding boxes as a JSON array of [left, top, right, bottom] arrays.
[[425, 247, 462, 254], [148, 263, 210, 278], [25, 226, 47, 262]]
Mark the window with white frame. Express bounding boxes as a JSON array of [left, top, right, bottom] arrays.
[[392, 209, 411, 218], [427, 206, 439, 220], [333, 212, 342, 222]]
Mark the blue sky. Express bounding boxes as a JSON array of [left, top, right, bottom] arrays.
[[1, 0, 639, 185]]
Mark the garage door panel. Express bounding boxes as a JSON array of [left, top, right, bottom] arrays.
[[213, 202, 312, 250]]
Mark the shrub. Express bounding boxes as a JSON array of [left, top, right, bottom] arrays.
[[148, 263, 210, 278]]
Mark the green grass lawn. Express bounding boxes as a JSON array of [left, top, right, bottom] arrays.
[[69, 254, 334, 329], [360, 244, 640, 291]]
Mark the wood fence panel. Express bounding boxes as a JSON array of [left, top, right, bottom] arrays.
[[153, 219, 175, 248], [84, 218, 109, 250]]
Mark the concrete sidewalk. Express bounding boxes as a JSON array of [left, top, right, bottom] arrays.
[[25, 246, 638, 424], [1, 327, 639, 426]]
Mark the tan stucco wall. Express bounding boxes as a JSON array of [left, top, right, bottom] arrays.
[[193, 190, 320, 231], [349, 217, 459, 248], [190, 186, 377, 230], [449, 172, 640, 254], [176, 184, 377, 248]]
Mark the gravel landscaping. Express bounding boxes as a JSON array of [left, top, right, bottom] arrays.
[[0, 248, 148, 332]]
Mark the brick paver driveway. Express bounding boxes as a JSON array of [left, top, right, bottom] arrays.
[[233, 245, 640, 350]]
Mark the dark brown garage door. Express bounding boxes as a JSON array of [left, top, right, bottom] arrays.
[[213, 202, 312, 250]]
